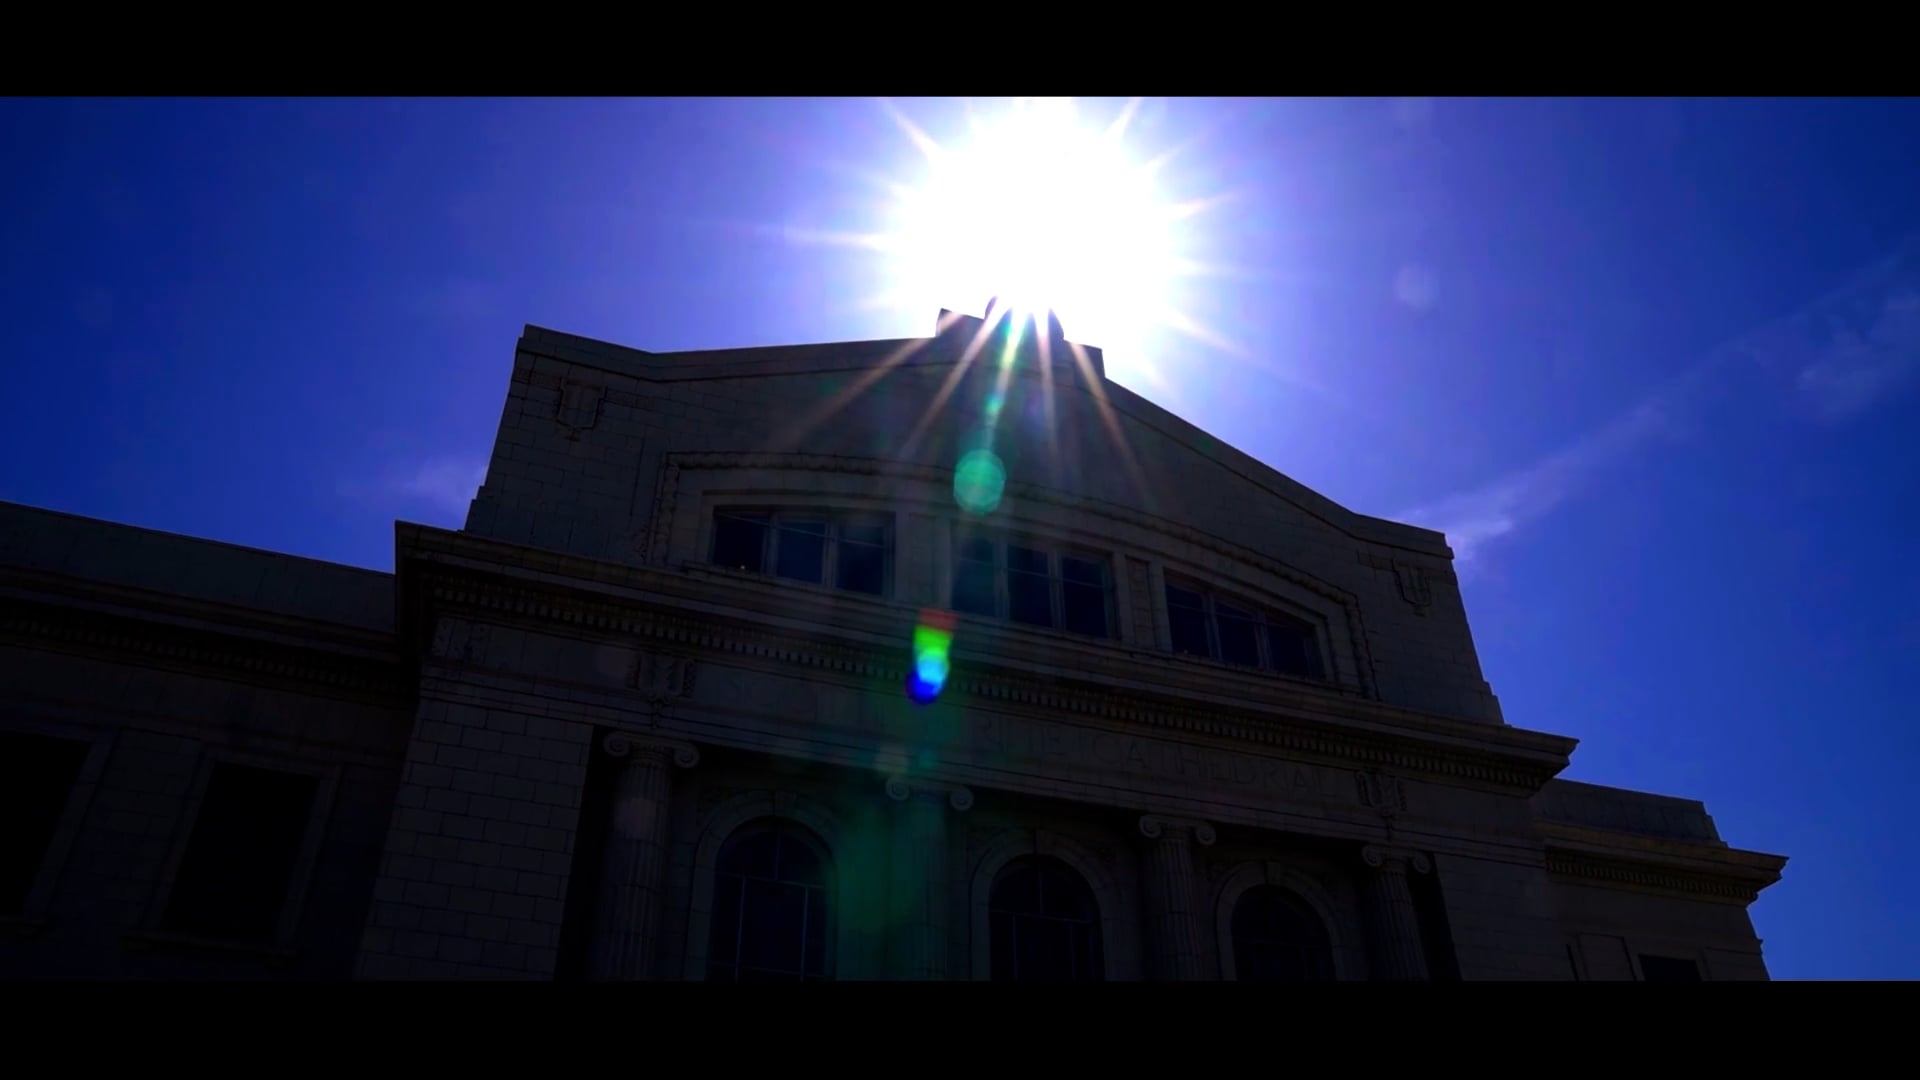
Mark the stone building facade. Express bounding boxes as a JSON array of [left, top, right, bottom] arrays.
[[0, 311, 1787, 980]]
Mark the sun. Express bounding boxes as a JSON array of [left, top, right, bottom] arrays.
[[882, 98, 1188, 362]]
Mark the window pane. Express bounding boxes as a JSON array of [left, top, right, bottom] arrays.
[[1006, 545, 1049, 575], [163, 764, 317, 942], [1267, 618, 1325, 680], [0, 732, 89, 913], [836, 535, 886, 596], [709, 875, 742, 974], [712, 513, 768, 573], [1232, 886, 1334, 982], [739, 879, 808, 975], [773, 833, 824, 887], [1059, 555, 1104, 586], [1166, 585, 1206, 611], [1061, 582, 1108, 638], [1168, 603, 1212, 657], [1216, 605, 1261, 667], [957, 536, 996, 565], [839, 523, 887, 547], [774, 521, 827, 584], [1007, 571, 1053, 627], [989, 909, 1017, 981], [953, 560, 997, 616], [803, 888, 829, 976], [1639, 955, 1702, 982], [990, 857, 1104, 982], [1014, 915, 1075, 981]]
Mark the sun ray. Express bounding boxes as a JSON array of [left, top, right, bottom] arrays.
[[878, 98, 944, 164], [1064, 340, 1158, 513], [896, 317, 1001, 462], [767, 337, 937, 454], [1104, 97, 1145, 144], [771, 224, 906, 253]]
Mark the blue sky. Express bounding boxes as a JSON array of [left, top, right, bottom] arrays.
[[3, 98, 1914, 979]]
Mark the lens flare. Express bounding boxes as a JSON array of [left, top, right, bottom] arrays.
[[907, 609, 957, 704], [953, 448, 1006, 515]]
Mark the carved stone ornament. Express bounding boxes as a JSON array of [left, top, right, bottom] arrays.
[[555, 380, 605, 439], [1361, 844, 1431, 875], [628, 650, 697, 717], [1393, 562, 1434, 612], [602, 731, 700, 770], [884, 775, 974, 811], [1138, 815, 1217, 847], [1355, 769, 1409, 819]]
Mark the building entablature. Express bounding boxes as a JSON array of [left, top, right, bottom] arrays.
[[1540, 821, 1788, 905], [397, 522, 1576, 797], [0, 562, 407, 706]]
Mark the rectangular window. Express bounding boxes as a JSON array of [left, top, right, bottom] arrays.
[[948, 534, 1112, 639], [1638, 954, 1702, 982], [1162, 581, 1327, 681], [710, 511, 892, 597], [0, 731, 91, 913], [162, 763, 319, 943]]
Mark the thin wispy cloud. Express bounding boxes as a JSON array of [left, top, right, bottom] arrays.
[[338, 458, 488, 519], [1406, 234, 1920, 567]]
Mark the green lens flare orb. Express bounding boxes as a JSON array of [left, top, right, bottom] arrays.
[[953, 449, 1006, 515]]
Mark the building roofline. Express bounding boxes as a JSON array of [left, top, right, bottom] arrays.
[[513, 323, 1457, 561]]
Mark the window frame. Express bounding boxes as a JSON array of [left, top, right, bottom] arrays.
[[708, 508, 895, 599], [949, 530, 1116, 640], [1636, 952, 1704, 982], [1227, 884, 1336, 982], [0, 720, 114, 925], [705, 819, 837, 982], [137, 749, 338, 957], [986, 854, 1106, 982], [1163, 577, 1328, 681]]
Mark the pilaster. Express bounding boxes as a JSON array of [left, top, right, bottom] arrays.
[[883, 775, 973, 980], [1137, 814, 1215, 980], [1359, 844, 1430, 981], [588, 732, 699, 980]]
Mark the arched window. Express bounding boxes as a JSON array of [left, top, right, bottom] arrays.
[[988, 854, 1104, 981], [707, 820, 832, 981], [1230, 885, 1334, 981]]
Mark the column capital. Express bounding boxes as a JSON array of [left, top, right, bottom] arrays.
[[885, 775, 974, 812], [1361, 844, 1431, 875], [1138, 815, 1216, 847], [602, 732, 700, 770]]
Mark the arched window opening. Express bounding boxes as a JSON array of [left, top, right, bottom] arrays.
[[1231, 885, 1334, 981], [988, 854, 1104, 981], [707, 820, 832, 982]]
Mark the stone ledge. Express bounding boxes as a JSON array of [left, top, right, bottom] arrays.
[[395, 529, 1577, 795], [1, 594, 410, 707], [1541, 821, 1787, 905]]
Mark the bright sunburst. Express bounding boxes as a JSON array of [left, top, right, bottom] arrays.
[[887, 98, 1183, 355], [829, 97, 1230, 387]]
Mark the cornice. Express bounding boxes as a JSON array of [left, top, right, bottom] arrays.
[[398, 546, 1574, 794], [644, 450, 1383, 700], [1544, 849, 1781, 905], [1540, 822, 1787, 905], [0, 591, 409, 705]]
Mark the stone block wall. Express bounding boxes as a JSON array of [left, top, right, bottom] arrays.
[[353, 697, 593, 979], [461, 325, 1503, 725]]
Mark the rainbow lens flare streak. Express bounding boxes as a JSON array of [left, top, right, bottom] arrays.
[[907, 609, 957, 704]]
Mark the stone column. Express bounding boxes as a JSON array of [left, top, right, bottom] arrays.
[[1137, 814, 1215, 981], [1359, 844, 1431, 981], [589, 733, 699, 981], [884, 776, 973, 980]]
